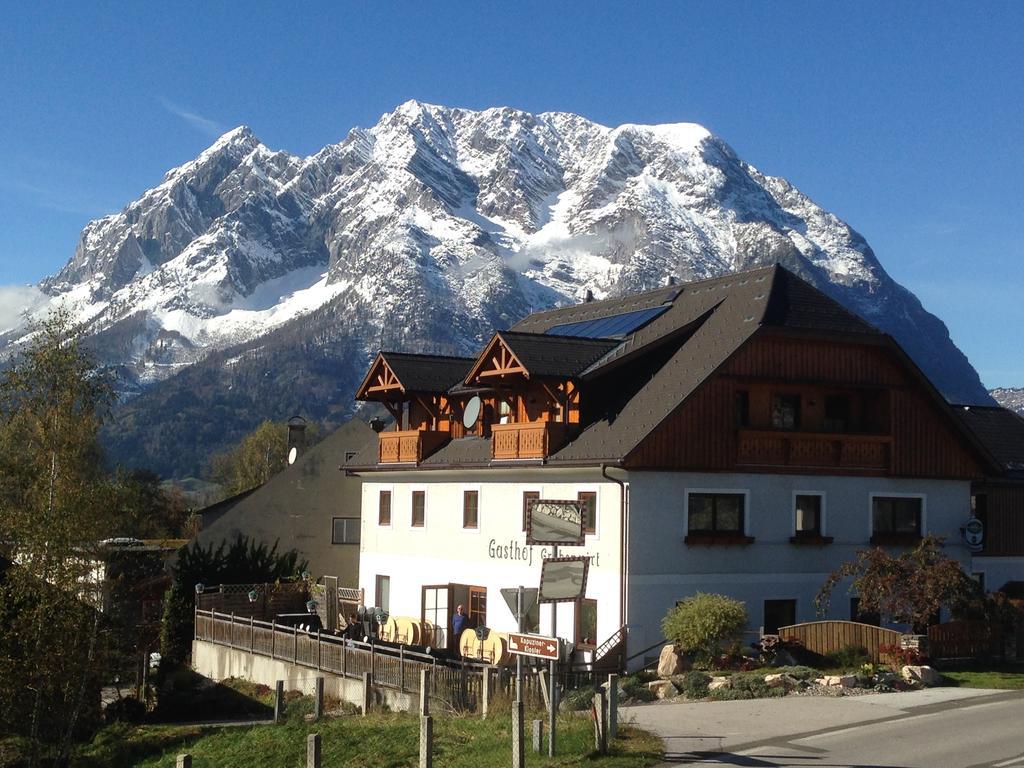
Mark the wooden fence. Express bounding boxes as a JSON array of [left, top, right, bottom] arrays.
[[197, 583, 308, 621], [194, 610, 544, 710], [928, 620, 1003, 660], [778, 620, 903, 663]]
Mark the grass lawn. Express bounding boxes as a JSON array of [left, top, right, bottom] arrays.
[[938, 665, 1024, 690], [72, 697, 662, 768]]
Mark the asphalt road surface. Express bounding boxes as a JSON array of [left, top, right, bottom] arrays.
[[623, 688, 1024, 768]]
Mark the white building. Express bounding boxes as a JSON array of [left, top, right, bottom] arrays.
[[349, 266, 996, 668]]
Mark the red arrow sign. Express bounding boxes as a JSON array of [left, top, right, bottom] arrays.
[[507, 632, 560, 660]]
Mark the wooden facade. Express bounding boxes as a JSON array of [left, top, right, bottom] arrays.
[[627, 333, 986, 479], [976, 484, 1024, 557]]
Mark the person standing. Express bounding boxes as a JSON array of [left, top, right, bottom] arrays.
[[451, 604, 468, 651]]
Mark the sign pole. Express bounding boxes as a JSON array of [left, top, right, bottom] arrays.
[[548, 545, 558, 757], [516, 586, 524, 699]]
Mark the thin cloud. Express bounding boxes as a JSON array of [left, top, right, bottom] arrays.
[[159, 97, 227, 138], [0, 285, 49, 333]]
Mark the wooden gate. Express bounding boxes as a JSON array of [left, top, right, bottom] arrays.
[[778, 621, 903, 663]]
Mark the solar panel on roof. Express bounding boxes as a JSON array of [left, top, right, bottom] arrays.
[[545, 305, 668, 339]]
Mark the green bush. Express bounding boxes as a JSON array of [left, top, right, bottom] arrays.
[[707, 672, 786, 701], [561, 686, 598, 711], [676, 671, 710, 699], [825, 644, 871, 670], [620, 675, 656, 702], [662, 593, 748, 664]]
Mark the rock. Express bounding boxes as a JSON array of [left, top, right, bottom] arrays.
[[646, 680, 675, 698], [660, 682, 680, 700], [816, 675, 857, 687], [902, 665, 940, 686], [764, 673, 796, 689], [657, 645, 687, 678], [708, 677, 731, 691]]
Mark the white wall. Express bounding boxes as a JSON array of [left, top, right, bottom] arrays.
[[970, 556, 1024, 594], [359, 471, 623, 650], [624, 471, 972, 656]]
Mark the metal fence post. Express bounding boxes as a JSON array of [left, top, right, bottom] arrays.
[[294, 624, 299, 664], [362, 672, 372, 716], [274, 680, 284, 723], [314, 677, 324, 720], [400, 645, 406, 692], [271, 620, 276, 659], [532, 719, 543, 754], [420, 669, 430, 716], [420, 713, 433, 768], [317, 631, 322, 671], [607, 673, 618, 740], [593, 688, 607, 755]]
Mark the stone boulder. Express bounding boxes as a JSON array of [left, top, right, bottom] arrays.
[[708, 676, 731, 691], [901, 665, 940, 686], [764, 673, 797, 689], [657, 644, 688, 678], [816, 675, 857, 688], [647, 680, 675, 699]]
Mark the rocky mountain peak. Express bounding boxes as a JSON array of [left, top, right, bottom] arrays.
[[5, 102, 994, 476]]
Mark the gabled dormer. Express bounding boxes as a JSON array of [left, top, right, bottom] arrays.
[[355, 352, 473, 464]]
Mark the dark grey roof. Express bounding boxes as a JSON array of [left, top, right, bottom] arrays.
[[382, 352, 474, 393], [420, 437, 493, 466], [548, 265, 884, 463], [952, 405, 1024, 478], [495, 332, 620, 379]]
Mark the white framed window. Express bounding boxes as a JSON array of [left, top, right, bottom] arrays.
[[792, 491, 826, 538], [684, 488, 751, 538], [331, 517, 360, 545], [377, 486, 393, 527], [410, 486, 427, 530], [462, 485, 481, 533], [868, 492, 926, 543]]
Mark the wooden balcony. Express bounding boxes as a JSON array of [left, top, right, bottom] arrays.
[[491, 421, 570, 460], [378, 429, 450, 464], [737, 430, 892, 472]]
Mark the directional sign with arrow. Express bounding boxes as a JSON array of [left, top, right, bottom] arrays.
[[507, 632, 560, 661]]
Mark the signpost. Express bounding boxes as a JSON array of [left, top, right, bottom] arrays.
[[507, 632, 560, 661], [525, 498, 584, 758]]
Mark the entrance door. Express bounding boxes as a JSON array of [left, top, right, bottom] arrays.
[[422, 585, 450, 650]]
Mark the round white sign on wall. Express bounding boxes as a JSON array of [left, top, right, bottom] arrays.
[[963, 516, 984, 550], [288, 446, 298, 465]]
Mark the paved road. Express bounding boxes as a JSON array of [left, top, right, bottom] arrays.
[[621, 688, 1024, 767]]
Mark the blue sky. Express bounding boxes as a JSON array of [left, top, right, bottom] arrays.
[[1, 1, 1021, 386]]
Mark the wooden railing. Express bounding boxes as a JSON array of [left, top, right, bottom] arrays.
[[778, 620, 903, 663], [491, 421, 570, 460], [195, 609, 487, 709], [738, 430, 892, 472], [378, 429, 450, 464]]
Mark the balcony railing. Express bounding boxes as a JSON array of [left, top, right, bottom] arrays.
[[737, 430, 892, 472], [378, 428, 450, 464], [491, 421, 570, 460]]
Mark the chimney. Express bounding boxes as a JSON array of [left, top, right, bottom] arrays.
[[583, 289, 594, 303], [286, 415, 307, 464]]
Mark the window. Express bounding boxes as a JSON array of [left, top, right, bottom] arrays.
[[795, 495, 821, 535], [763, 599, 796, 634], [375, 575, 390, 613], [468, 587, 487, 627], [463, 490, 479, 529], [850, 597, 880, 626], [871, 496, 922, 542], [824, 394, 852, 432], [577, 491, 597, 535], [411, 490, 425, 528], [522, 491, 539, 531], [771, 394, 801, 430], [378, 490, 392, 526], [576, 599, 598, 649], [735, 390, 750, 428], [687, 493, 745, 534], [331, 517, 360, 545]]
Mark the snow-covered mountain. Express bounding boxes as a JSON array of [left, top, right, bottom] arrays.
[[992, 388, 1024, 415], [3, 101, 993, 476]]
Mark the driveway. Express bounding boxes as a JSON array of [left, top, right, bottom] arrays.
[[621, 688, 1024, 767]]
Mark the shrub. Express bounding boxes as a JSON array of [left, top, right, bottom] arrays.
[[879, 644, 924, 666], [707, 672, 786, 701], [662, 593, 748, 665], [562, 686, 598, 711], [676, 671, 711, 699], [620, 675, 656, 702], [103, 697, 146, 724], [824, 644, 871, 669]]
